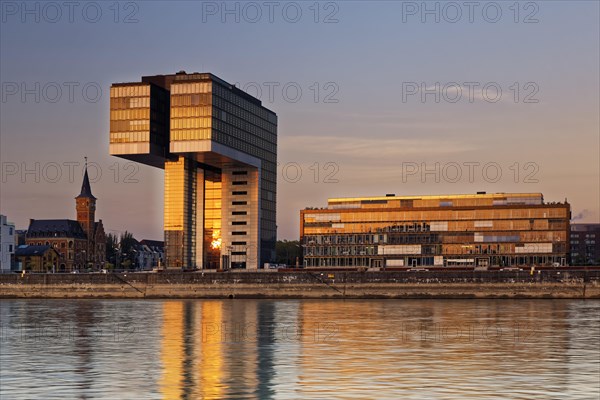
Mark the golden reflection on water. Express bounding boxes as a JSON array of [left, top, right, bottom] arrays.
[[159, 301, 184, 399], [153, 300, 597, 400], [197, 301, 224, 399]]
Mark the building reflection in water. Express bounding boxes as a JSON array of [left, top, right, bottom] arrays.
[[294, 300, 574, 398], [159, 301, 184, 399], [1, 299, 597, 399], [159, 300, 285, 399], [155, 299, 595, 399]]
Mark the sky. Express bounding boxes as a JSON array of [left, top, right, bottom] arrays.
[[1, 1, 599, 240]]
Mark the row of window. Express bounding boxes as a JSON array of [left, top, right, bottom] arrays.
[[213, 83, 276, 124], [171, 82, 212, 95], [110, 85, 150, 98], [213, 118, 276, 154], [171, 117, 212, 129], [110, 120, 150, 132], [305, 212, 569, 224], [171, 94, 212, 107], [304, 233, 566, 245], [171, 129, 211, 141], [110, 131, 150, 143], [111, 96, 150, 110], [171, 107, 212, 118], [303, 255, 566, 268], [212, 131, 276, 163], [110, 108, 150, 120], [213, 106, 276, 144]]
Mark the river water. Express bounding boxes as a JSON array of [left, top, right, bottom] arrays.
[[1, 299, 598, 399]]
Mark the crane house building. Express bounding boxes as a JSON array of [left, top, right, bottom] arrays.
[[109, 72, 277, 270], [300, 193, 571, 269]]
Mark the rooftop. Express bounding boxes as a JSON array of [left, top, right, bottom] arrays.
[[15, 245, 56, 257], [27, 219, 87, 239], [112, 71, 270, 110], [328, 192, 544, 203]]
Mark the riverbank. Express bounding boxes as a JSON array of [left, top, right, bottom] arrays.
[[1, 270, 599, 299]]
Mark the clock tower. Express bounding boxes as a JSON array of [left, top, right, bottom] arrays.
[[76, 160, 96, 238]]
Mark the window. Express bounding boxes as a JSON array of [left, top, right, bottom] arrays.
[[232, 181, 247, 186], [232, 241, 247, 246], [232, 201, 247, 206], [232, 191, 247, 196], [232, 232, 247, 236], [232, 221, 247, 226], [232, 211, 247, 216], [9, 245, 13, 252], [232, 171, 247, 176]]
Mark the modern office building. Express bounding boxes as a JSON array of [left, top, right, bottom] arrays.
[[0, 214, 16, 272], [300, 193, 571, 269], [570, 224, 600, 265], [109, 72, 277, 269]]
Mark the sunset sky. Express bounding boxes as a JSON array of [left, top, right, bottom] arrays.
[[1, 1, 598, 240]]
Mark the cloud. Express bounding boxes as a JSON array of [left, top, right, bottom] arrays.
[[281, 136, 478, 159]]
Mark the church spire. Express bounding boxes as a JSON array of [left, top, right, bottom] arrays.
[[77, 157, 96, 199]]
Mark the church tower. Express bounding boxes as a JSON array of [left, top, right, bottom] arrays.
[[76, 160, 96, 238]]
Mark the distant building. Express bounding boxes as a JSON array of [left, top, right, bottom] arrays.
[[135, 240, 165, 270], [15, 230, 27, 246], [570, 224, 600, 265], [25, 163, 106, 272], [14, 245, 60, 273], [301, 192, 570, 269], [0, 215, 16, 272]]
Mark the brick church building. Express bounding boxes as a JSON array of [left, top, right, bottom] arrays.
[[26, 164, 106, 271]]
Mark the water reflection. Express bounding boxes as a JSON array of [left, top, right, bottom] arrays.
[[0, 299, 598, 399]]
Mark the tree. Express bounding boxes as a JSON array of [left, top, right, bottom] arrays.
[[119, 231, 136, 255], [106, 233, 118, 264], [119, 231, 138, 270], [275, 240, 302, 266]]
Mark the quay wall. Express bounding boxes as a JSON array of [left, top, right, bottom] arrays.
[[1, 270, 599, 299]]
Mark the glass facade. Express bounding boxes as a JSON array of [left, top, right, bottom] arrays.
[[170, 81, 213, 141], [109, 83, 170, 168], [164, 157, 197, 269], [203, 171, 222, 269], [110, 72, 277, 269], [210, 80, 277, 268], [301, 193, 571, 268]]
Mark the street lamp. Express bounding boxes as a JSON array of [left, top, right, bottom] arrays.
[[226, 245, 233, 270]]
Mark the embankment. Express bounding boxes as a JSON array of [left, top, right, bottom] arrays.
[[1, 270, 599, 299]]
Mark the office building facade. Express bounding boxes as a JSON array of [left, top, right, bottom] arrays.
[[570, 224, 600, 265], [301, 193, 570, 269], [110, 72, 277, 269]]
